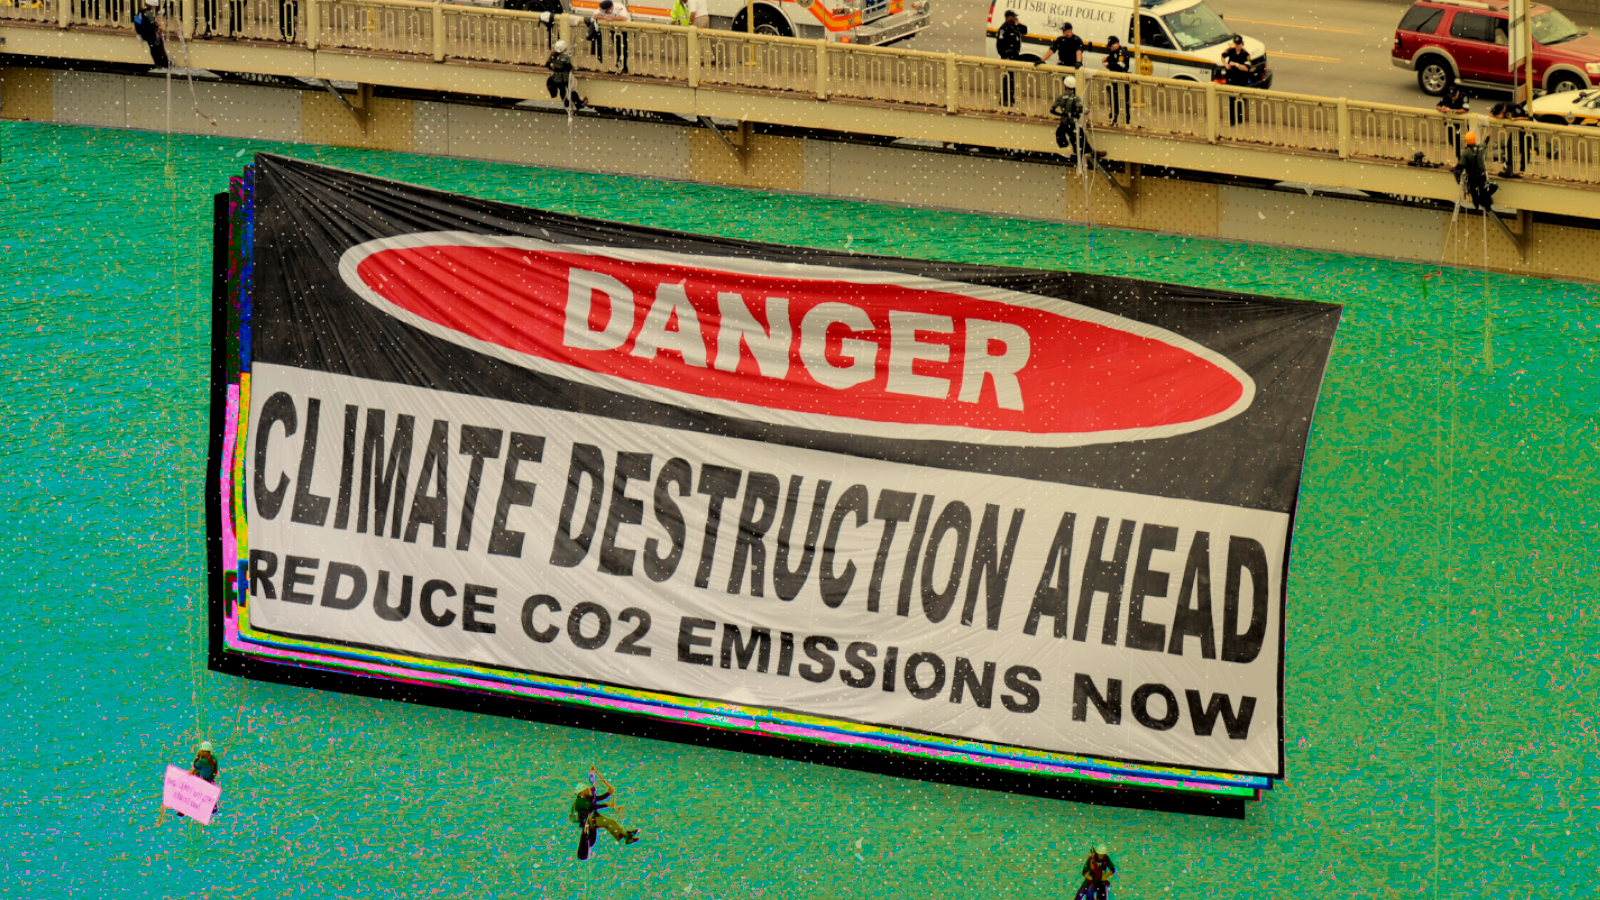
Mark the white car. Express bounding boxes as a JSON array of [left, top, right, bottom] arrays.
[[1529, 88, 1600, 127]]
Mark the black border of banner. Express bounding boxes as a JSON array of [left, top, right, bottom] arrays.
[[201, 191, 1258, 820], [206, 192, 230, 674]]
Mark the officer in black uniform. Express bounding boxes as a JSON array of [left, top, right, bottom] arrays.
[[996, 9, 1027, 107], [1436, 81, 1468, 156], [1037, 22, 1083, 68], [1103, 35, 1132, 124], [1221, 34, 1251, 126]]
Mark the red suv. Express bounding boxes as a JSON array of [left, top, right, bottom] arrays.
[[1392, 0, 1600, 96]]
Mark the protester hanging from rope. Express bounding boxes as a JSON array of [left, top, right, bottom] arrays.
[[132, 0, 171, 71], [545, 41, 587, 111], [1073, 844, 1117, 900], [1051, 75, 1103, 168], [191, 741, 219, 784], [1454, 131, 1499, 210], [170, 741, 220, 820], [569, 767, 639, 859]]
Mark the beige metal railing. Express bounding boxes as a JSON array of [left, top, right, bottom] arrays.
[[9, 0, 1600, 190], [574, 20, 688, 81], [953, 58, 1056, 119], [192, 0, 300, 42], [440, 4, 551, 65], [67, 0, 134, 28], [1346, 102, 1457, 166], [1221, 86, 1340, 153], [697, 30, 814, 94], [316, 0, 427, 55], [0, 0, 57, 26], [1484, 119, 1600, 185], [1087, 72, 1211, 142], [827, 42, 944, 109]]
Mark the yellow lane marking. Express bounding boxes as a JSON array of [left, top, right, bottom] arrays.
[[1227, 17, 1368, 36], [1272, 51, 1343, 62]]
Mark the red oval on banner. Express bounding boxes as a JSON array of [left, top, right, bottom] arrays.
[[347, 239, 1249, 441]]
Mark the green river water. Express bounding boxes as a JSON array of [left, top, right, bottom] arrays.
[[3, 120, 1598, 899]]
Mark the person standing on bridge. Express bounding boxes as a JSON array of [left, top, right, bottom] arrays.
[[1489, 101, 1529, 178], [1221, 34, 1251, 127], [595, 0, 632, 74], [996, 9, 1027, 107], [1037, 22, 1084, 69], [132, 0, 170, 72], [1102, 35, 1132, 125], [1436, 82, 1468, 157]]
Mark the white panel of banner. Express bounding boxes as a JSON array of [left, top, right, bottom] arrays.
[[245, 363, 1285, 775]]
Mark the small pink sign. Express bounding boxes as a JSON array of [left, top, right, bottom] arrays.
[[162, 765, 222, 825]]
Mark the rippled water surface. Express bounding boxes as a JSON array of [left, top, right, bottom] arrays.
[[4, 120, 1598, 899]]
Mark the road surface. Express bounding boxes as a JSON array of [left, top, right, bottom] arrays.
[[893, 0, 1598, 110]]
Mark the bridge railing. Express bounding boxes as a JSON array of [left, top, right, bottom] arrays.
[[9, 0, 1600, 189], [695, 29, 814, 93], [441, 3, 553, 65], [1346, 103, 1454, 165], [68, 0, 137, 28], [191, 0, 299, 41], [827, 41, 945, 109], [1484, 118, 1600, 185], [0, 0, 57, 26], [1089, 72, 1211, 142], [316, 0, 428, 55]]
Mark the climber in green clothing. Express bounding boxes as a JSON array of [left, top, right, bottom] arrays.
[[570, 767, 639, 859]]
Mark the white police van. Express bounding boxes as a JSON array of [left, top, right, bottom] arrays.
[[984, 0, 1271, 89]]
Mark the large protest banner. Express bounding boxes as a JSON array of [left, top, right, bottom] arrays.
[[215, 155, 1339, 794]]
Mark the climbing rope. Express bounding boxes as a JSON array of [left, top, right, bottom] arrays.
[[168, 1, 220, 131]]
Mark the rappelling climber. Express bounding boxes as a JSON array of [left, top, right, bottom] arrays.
[[1454, 131, 1498, 211], [132, 0, 171, 71], [545, 40, 586, 111], [191, 741, 219, 784], [570, 767, 638, 859], [1073, 843, 1117, 900], [1050, 75, 1102, 168], [170, 740, 220, 820]]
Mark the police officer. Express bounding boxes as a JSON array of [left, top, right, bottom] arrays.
[[1221, 34, 1251, 126], [1436, 81, 1468, 156], [1037, 22, 1083, 68], [1490, 100, 1529, 178], [996, 10, 1027, 107], [1103, 35, 1132, 124]]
